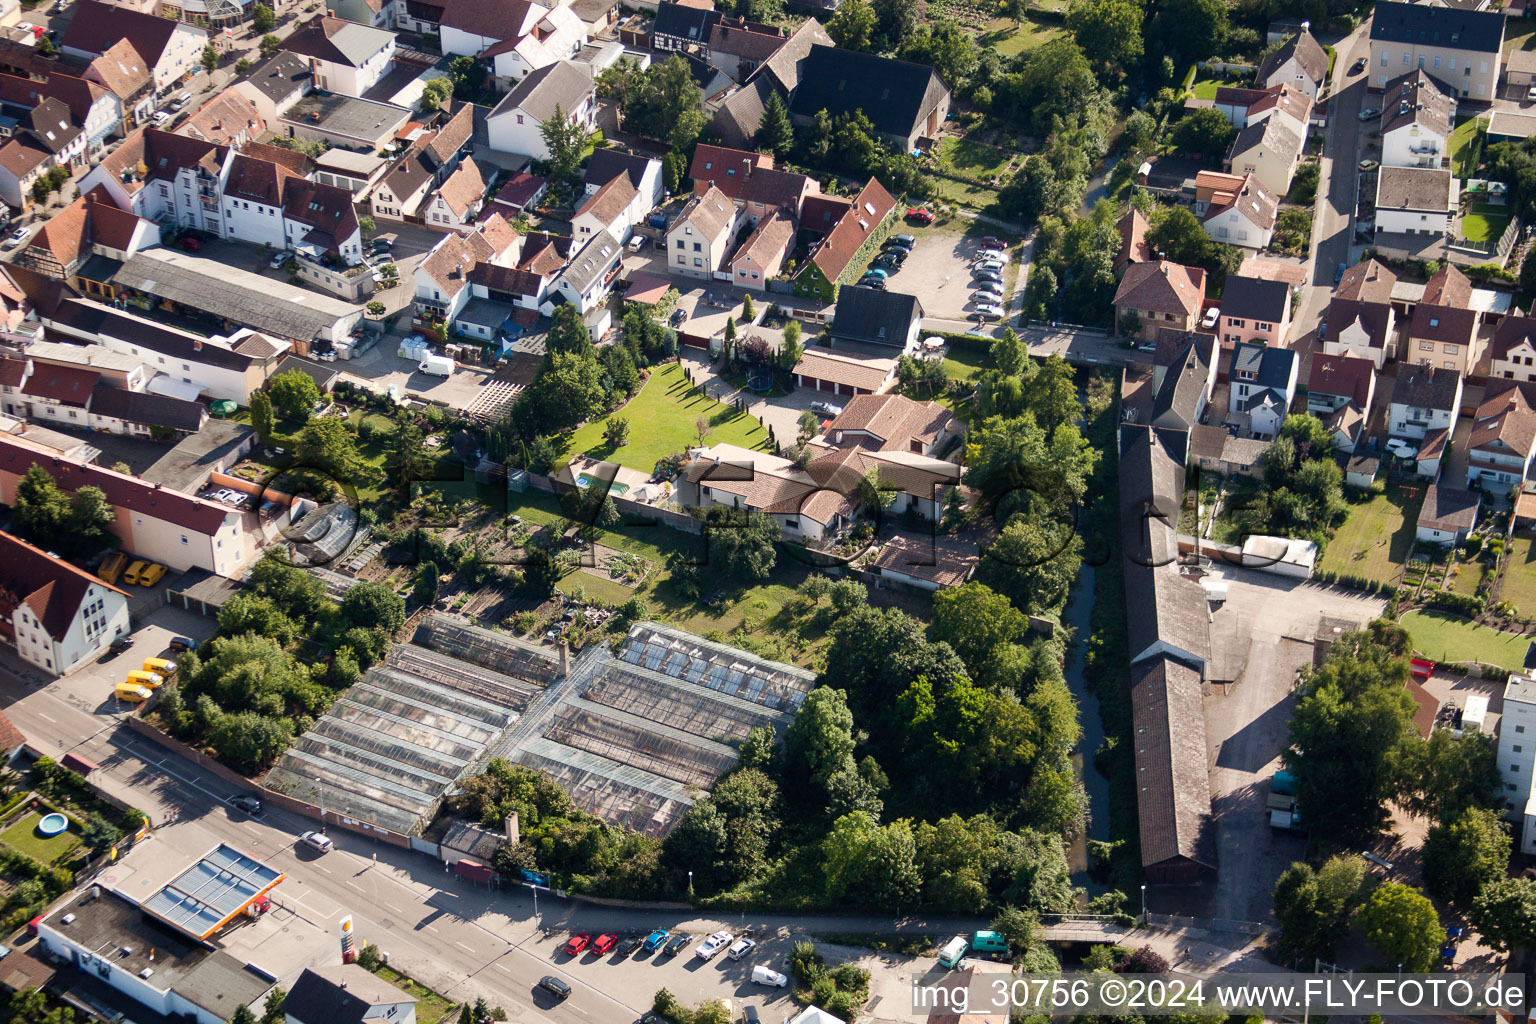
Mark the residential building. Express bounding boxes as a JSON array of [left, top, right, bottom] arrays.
[[286, 965, 416, 1024], [61, 1, 207, 92], [422, 157, 487, 228], [707, 18, 832, 148], [1369, 0, 1503, 99], [1389, 362, 1463, 440], [1199, 172, 1278, 250], [84, 39, 154, 130], [1416, 482, 1479, 543], [584, 149, 664, 211], [571, 171, 638, 242], [1492, 310, 1536, 382], [0, 530, 129, 675], [1380, 69, 1455, 168], [828, 286, 923, 351], [816, 393, 958, 455], [0, 70, 121, 157], [16, 190, 161, 297], [179, 86, 267, 148], [413, 215, 521, 326], [1254, 28, 1329, 99], [1226, 115, 1303, 197], [78, 128, 227, 236], [280, 15, 396, 98], [1148, 331, 1217, 458], [1306, 353, 1376, 452], [277, 92, 410, 153], [1112, 261, 1207, 341], [477, 4, 587, 84], [1466, 382, 1536, 488], [729, 209, 794, 290], [0, 432, 253, 574], [1116, 207, 1151, 274], [1324, 258, 1399, 367], [665, 185, 741, 279], [1216, 274, 1292, 350], [486, 61, 596, 161], [0, 97, 84, 209], [1495, 673, 1536, 854], [481, 171, 547, 219], [553, 229, 623, 314], [370, 103, 475, 222], [1407, 264, 1481, 374], [1210, 83, 1312, 135], [233, 51, 310, 126], [688, 143, 774, 200], [708, 20, 785, 82], [793, 178, 896, 302], [1226, 342, 1298, 438], [786, 45, 950, 151], [651, 2, 718, 53]]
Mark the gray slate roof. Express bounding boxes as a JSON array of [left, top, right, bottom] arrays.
[[1228, 341, 1295, 390], [287, 965, 414, 1024], [492, 60, 593, 123], [1370, 0, 1504, 54], [1220, 274, 1290, 322], [1150, 332, 1213, 433], [830, 285, 922, 347]]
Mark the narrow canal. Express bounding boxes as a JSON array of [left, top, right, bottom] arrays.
[[1061, 563, 1110, 884]]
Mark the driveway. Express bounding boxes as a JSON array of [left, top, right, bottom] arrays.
[[679, 349, 825, 445], [885, 217, 1020, 323]]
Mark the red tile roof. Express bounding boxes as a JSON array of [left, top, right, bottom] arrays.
[[1307, 353, 1374, 407], [21, 363, 98, 406], [0, 529, 126, 643], [808, 176, 896, 282], [688, 143, 772, 201]]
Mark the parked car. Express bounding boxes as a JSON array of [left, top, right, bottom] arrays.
[[1335, 262, 1347, 284], [1358, 108, 1379, 121], [861, 267, 888, 280], [109, 636, 135, 654], [810, 401, 843, 416], [727, 938, 757, 960], [980, 236, 1007, 249], [669, 308, 688, 327], [180, 234, 203, 251], [122, 560, 149, 586], [973, 253, 1005, 267], [889, 233, 917, 247], [858, 275, 887, 289], [230, 795, 262, 815], [974, 303, 1004, 318], [695, 931, 733, 960], [906, 208, 935, 224], [563, 934, 591, 956], [136, 563, 167, 586], [1, 226, 27, 250], [626, 235, 648, 252], [536, 977, 571, 1002], [642, 929, 670, 951], [752, 965, 790, 987], [1201, 306, 1220, 329], [1358, 159, 1379, 171], [299, 831, 333, 853], [151, 110, 172, 128], [1350, 57, 1366, 75], [592, 934, 618, 955], [872, 254, 902, 271], [663, 933, 691, 958], [973, 269, 1003, 284], [270, 250, 291, 269], [616, 935, 644, 956]]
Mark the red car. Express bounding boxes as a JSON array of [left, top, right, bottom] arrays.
[[563, 933, 591, 956], [906, 208, 935, 225], [592, 933, 618, 954], [180, 235, 204, 251], [980, 236, 1007, 250]]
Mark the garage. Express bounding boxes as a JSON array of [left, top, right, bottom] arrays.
[[791, 349, 897, 396]]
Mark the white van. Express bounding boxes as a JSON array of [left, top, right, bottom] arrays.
[[751, 965, 788, 987], [937, 935, 969, 969]]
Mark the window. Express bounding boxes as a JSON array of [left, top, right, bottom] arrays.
[[1380, 52, 1388, 66], [1429, 317, 1440, 328], [694, 257, 702, 266], [1512, 764, 1522, 772], [1443, 344, 1459, 354], [1230, 318, 1246, 328], [1449, 58, 1457, 69], [677, 254, 685, 264], [675, 239, 683, 249], [1256, 322, 1270, 331], [516, 114, 524, 124], [693, 242, 701, 252], [1434, 56, 1441, 68], [1517, 725, 1526, 733], [1403, 52, 1411, 64], [1516, 745, 1525, 753], [1420, 341, 1435, 351]]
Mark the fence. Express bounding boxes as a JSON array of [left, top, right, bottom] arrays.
[[1448, 217, 1522, 261], [1145, 912, 1274, 936]]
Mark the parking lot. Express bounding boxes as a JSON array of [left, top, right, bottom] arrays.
[[46, 603, 214, 722], [882, 217, 1022, 322]]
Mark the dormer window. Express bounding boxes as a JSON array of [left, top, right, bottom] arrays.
[[1430, 316, 1440, 327]]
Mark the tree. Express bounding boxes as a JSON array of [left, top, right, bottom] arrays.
[[541, 104, 589, 185], [449, 55, 486, 99], [236, 58, 252, 75], [228, 1006, 259, 1024], [821, 811, 921, 905], [602, 417, 629, 447], [1148, 0, 1227, 71], [930, 583, 1029, 676], [756, 92, 793, 156], [12, 465, 71, 551], [339, 582, 406, 635], [1171, 108, 1237, 160], [1469, 877, 1536, 952], [1273, 855, 1368, 962], [383, 420, 431, 494], [873, 0, 919, 49], [251, 3, 275, 30], [296, 418, 366, 479], [978, 515, 1082, 616], [827, 0, 877, 51], [703, 506, 778, 581], [80, 814, 123, 858], [694, 415, 711, 448], [1422, 806, 1511, 907], [1356, 884, 1441, 971], [413, 561, 440, 606], [619, 56, 701, 142], [1401, 728, 1501, 821], [419, 77, 453, 112], [784, 686, 857, 795], [359, 215, 375, 238], [267, 369, 321, 421], [259, 988, 286, 1024], [546, 303, 591, 356], [1067, 0, 1143, 72], [69, 486, 117, 554], [260, 34, 281, 58], [201, 46, 218, 73], [366, 301, 386, 318]]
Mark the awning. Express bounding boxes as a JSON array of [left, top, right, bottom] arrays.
[[146, 374, 206, 402]]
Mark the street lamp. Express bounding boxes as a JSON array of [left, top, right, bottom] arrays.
[[1140, 884, 1147, 923], [688, 870, 693, 898], [313, 777, 326, 834]]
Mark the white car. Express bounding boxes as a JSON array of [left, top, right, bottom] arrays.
[[299, 830, 333, 853], [1, 226, 27, 250], [695, 931, 733, 960], [727, 938, 757, 960], [974, 303, 1004, 318], [270, 250, 291, 269], [752, 965, 789, 987], [1528, 85, 1536, 102], [152, 110, 172, 128], [973, 254, 1005, 268], [1201, 306, 1220, 329]]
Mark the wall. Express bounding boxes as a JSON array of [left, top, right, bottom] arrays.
[[295, 258, 375, 302]]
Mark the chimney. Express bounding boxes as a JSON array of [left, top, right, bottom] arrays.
[[559, 640, 570, 677], [504, 812, 520, 844]]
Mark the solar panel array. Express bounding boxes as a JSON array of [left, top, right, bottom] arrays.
[[140, 845, 282, 940]]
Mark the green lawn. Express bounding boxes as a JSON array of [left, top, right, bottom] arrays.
[[373, 967, 456, 1024], [942, 345, 992, 386], [0, 811, 82, 865], [1499, 532, 1536, 616], [1450, 116, 1485, 179], [933, 137, 1018, 185], [1462, 202, 1509, 245], [927, 176, 1004, 215], [1401, 609, 1532, 671], [1317, 482, 1424, 585], [1506, 18, 1536, 54], [979, 16, 1065, 56], [557, 363, 771, 471]]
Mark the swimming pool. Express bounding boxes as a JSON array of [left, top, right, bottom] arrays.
[[576, 473, 629, 496]]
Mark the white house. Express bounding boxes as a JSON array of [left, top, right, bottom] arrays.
[[1466, 384, 1536, 489], [1226, 115, 1303, 198], [1416, 482, 1479, 544], [286, 964, 417, 1024], [61, 1, 207, 92], [439, 0, 546, 60], [553, 228, 622, 314], [666, 185, 741, 279], [1254, 28, 1328, 99], [422, 157, 486, 229], [571, 172, 639, 243], [1495, 673, 1536, 855], [0, 530, 130, 676], [1492, 312, 1536, 383], [1380, 69, 1454, 169], [486, 61, 596, 161], [1201, 173, 1278, 250], [79, 128, 229, 236], [280, 16, 396, 98], [481, 4, 588, 83], [1226, 342, 1297, 439], [1376, 166, 1455, 235], [1388, 362, 1463, 440], [414, 216, 521, 324]]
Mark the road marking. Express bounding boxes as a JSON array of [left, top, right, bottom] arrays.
[[311, 863, 331, 874], [387, 903, 403, 913], [455, 941, 474, 952], [493, 963, 511, 974], [37, 713, 54, 723], [423, 925, 438, 933]]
